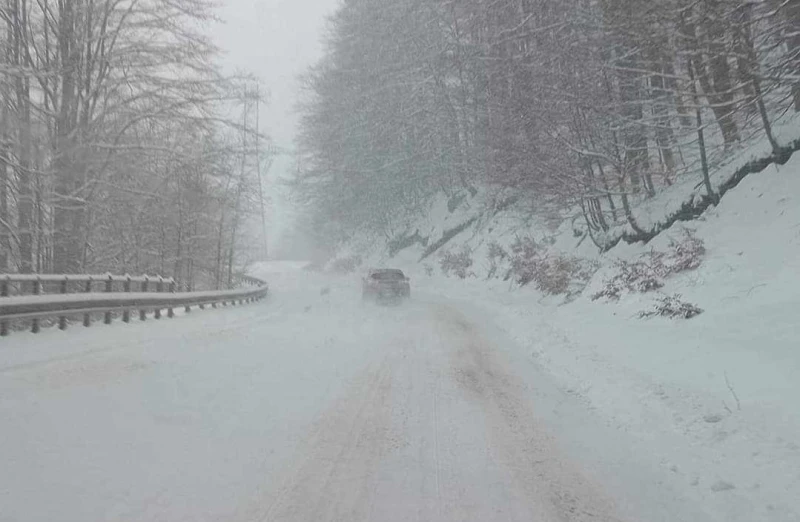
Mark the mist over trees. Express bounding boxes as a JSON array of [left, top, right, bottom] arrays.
[[0, 0, 265, 288], [296, 0, 800, 251]]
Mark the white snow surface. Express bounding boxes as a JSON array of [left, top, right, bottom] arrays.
[[2, 262, 626, 522], [2, 151, 800, 522], [331, 147, 800, 520]]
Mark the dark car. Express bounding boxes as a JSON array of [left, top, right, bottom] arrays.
[[362, 268, 411, 302]]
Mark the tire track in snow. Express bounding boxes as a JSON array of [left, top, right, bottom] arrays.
[[434, 304, 627, 522], [251, 353, 394, 522], [432, 367, 443, 518], [237, 297, 629, 522]]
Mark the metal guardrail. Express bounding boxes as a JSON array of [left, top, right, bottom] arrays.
[[0, 273, 268, 337], [1, 274, 176, 285]]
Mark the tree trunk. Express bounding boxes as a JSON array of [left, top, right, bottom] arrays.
[[736, 3, 779, 153], [650, 50, 677, 181], [11, 0, 34, 272], [733, 4, 758, 118], [618, 176, 647, 235], [595, 161, 618, 223], [688, 56, 719, 205], [52, 0, 86, 274], [663, 56, 693, 130], [616, 51, 653, 197], [215, 210, 225, 290], [0, 140, 9, 272], [691, 2, 740, 148], [779, 0, 800, 111]]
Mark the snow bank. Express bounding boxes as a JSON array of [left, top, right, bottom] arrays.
[[410, 146, 800, 521]]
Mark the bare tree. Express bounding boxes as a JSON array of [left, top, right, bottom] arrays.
[[0, 0, 266, 284]]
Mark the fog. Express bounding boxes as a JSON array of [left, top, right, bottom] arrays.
[[213, 0, 340, 259], [1, 1, 799, 521]]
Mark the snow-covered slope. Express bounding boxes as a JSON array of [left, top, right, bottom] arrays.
[[337, 118, 800, 279], [326, 136, 800, 522]]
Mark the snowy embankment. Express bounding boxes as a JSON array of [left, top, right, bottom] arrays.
[[332, 148, 800, 520]]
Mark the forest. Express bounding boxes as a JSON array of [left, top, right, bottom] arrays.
[[0, 0, 265, 289], [296, 0, 800, 251]]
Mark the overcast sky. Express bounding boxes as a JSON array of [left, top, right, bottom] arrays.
[[212, 0, 341, 255]]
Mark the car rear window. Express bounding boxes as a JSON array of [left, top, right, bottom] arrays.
[[371, 270, 405, 280]]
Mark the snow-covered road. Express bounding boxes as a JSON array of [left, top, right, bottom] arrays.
[[4, 262, 798, 522], [1, 264, 626, 522]]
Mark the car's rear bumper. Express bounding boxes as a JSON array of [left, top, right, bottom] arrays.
[[363, 285, 410, 299]]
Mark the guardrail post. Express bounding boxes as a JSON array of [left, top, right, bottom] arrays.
[[168, 279, 175, 318], [30, 277, 42, 333], [84, 278, 92, 327], [140, 276, 148, 321], [104, 275, 113, 324], [1, 276, 9, 336], [154, 276, 163, 319], [58, 277, 68, 330], [123, 275, 131, 323]]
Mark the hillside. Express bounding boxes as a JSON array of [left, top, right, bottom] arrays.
[[336, 117, 800, 276], [317, 121, 800, 522]]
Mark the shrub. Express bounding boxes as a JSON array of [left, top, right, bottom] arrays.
[[510, 236, 539, 259], [486, 241, 508, 279], [508, 236, 540, 285], [664, 229, 706, 273], [533, 254, 598, 296], [592, 259, 663, 301], [639, 294, 703, 319], [440, 246, 474, 279], [423, 264, 434, 277], [507, 236, 597, 296], [509, 252, 539, 286], [535, 256, 572, 295], [487, 241, 508, 263], [593, 230, 705, 301]]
